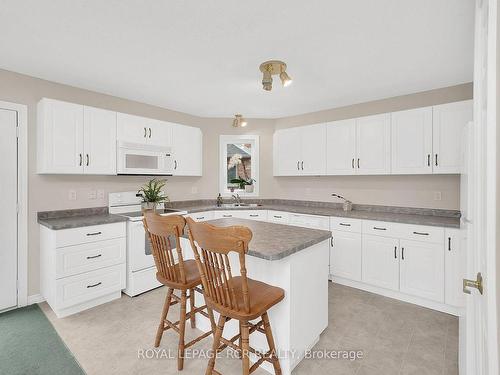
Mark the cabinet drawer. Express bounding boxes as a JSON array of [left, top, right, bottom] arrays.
[[186, 211, 214, 222], [288, 213, 330, 230], [56, 238, 126, 279], [267, 211, 290, 224], [362, 220, 403, 238], [55, 263, 125, 309], [213, 211, 237, 219], [399, 224, 444, 244], [330, 217, 362, 233], [56, 222, 126, 248]]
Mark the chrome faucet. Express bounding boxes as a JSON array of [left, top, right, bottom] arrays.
[[332, 193, 353, 211], [231, 194, 242, 205]]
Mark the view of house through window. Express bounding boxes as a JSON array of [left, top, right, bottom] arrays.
[[226, 143, 253, 192]]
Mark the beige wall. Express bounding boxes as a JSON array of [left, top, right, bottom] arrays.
[[271, 83, 472, 209], [0, 69, 471, 295]]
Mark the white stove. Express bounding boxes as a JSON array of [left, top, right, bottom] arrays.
[[109, 192, 187, 296]]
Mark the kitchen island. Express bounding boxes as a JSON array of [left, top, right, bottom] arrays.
[[181, 218, 331, 375]]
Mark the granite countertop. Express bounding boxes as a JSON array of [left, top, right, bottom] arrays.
[[176, 203, 461, 228], [190, 218, 332, 261], [38, 207, 128, 230]]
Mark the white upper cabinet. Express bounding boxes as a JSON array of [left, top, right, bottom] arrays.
[[355, 113, 391, 175], [326, 119, 356, 175], [38, 99, 116, 175], [38, 99, 84, 174], [273, 123, 326, 176], [432, 100, 473, 174], [391, 107, 433, 174], [83, 106, 117, 175], [117, 113, 171, 146], [171, 124, 202, 176]]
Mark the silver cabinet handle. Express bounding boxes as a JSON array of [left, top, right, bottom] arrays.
[[274, 215, 282, 219], [435, 154, 438, 166], [79, 153, 83, 166], [222, 215, 232, 218], [401, 247, 405, 260], [413, 231, 429, 236], [352, 158, 354, 169], [86, 231, 102, 236], [394, 246, 397, 259], [174, 160, 177, 170], [339, 223, 351, 227], [149, 127, 152, 138], [86, 254, 102, 259], [331, 236, 334, 247], [301, 161, 304, 170], [427, 154, 431, 167], [448, 237, 451, 251], [196, 217, 205, 220], [144, 127, 147, 138], [373, 227, 387, 231], [86, 154, 89, 166], [249, 214, 258, 217], [87, 282, 102, 288], [297, 161, 300, 170], [357, 158, 360, 168]]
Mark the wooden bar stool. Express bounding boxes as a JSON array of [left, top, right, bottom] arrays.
[[143, 212, 215, 371], [186, 217, 284, 375]]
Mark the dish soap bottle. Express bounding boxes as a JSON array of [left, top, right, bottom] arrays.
[[216, 193, 223, 207]]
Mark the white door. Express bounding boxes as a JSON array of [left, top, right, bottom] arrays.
[[146, 119, 172, 147], [0, 109, 18, 310], [116, 112, 149, 144], [355, 114, 391, 174], [172, 124, 202, 176], [445, 228, 465, 307], [361, 234, 399, 291], [300, 123, 326, 175], [330, 230, 362, 281], [391, 107, 433, 174], [273, 127, 301, 176], [399, 239, 444, 302], [432, 100, 473, 174], [326, 119, 356, 175], [83, 106, 117, 175], [40, 99, 84, 173]]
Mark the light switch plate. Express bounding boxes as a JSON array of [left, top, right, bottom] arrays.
[[88, 190, 97, 200], [191, 186, 198, 194], [433, 191, 442, 201], [68, 190, 77, 201], [97, 190, 105, 199]]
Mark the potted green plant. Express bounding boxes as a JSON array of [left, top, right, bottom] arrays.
[[229, 178, 256, 193], [137, 179, 169, 211]]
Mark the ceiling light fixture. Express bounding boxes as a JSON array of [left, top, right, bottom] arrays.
[[259, 60, 292, 91], [232, 114, 247, 128]]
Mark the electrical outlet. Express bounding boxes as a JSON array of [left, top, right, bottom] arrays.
[[191, 186, 198, 194], [68, 190, 77, 201], [433, 191, 442, 201], [97, 190, 105, 199], [88, 190, 97, 200]]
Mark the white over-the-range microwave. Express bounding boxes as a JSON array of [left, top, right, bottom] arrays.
[[117, 141, 173, 175]]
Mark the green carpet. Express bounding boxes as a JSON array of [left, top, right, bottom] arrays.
[[0, 304, 85, 375]]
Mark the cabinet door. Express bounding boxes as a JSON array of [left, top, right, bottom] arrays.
[[300, 123, 326, 175], [273, 127, 301, 176], [146, 119, 172, 147], [391, 107, 433, 174], [400, 239, 444, 302], [445, 228, 465, 307], [330, 230, 362, 281], [83, 106, 117, 175], [355, 114, 391, 174], [432, 100, 472, 174], [38, 99, 84, 173], [362, 235, 399, 291], [326, 119, 356, 175], [172, 124, 202, 176], [116, 113, 149, 144]]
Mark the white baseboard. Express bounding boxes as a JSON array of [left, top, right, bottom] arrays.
[[27, 294, 45, 305]]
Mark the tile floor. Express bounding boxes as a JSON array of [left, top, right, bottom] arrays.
[[40, 283, 458, 375]]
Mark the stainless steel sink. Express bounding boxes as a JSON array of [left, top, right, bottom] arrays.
[[219, 203, 262, 208]]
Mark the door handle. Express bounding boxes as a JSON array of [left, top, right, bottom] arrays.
[[174, 160, 177, 170], [79, 153, 83, 166], [357, 158, 360, 168], [331, 236, 334, 247], [394, 246, 397, 259], [301, 161, 304, 170], [401, 247, 405, 260], [435, 154, 438, 166], [427, 154, 431, 167], [86, 154, 89, 166], [352, 158, 354, 169], [144, 127, 147, 138], [149, 127, 152, 138], [463, 272, 483, 295], [448, 237, 451, 251], [297, 161, 300, 170]]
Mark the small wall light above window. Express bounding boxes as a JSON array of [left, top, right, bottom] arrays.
[[259, 60, 292, 91], [232, 114, 248, 128]]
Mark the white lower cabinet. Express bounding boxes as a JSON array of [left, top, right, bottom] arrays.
[[445, 228, 465, 307], [330, 230, 362, 281], [399, 239, 444, 302], [362, 235, 400, 291], [40, 222, 126, 318], [185, 211, 214, 222]]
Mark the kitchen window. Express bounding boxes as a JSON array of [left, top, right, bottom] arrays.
[[219, 135, 259, 197]]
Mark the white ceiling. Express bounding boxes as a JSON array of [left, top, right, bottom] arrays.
[[0, 1, 474, 118]]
